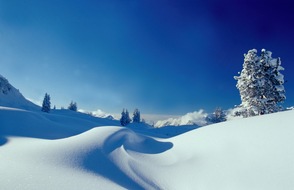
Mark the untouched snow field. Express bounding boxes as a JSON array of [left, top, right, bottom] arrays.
[[1, 107, 294, 190]]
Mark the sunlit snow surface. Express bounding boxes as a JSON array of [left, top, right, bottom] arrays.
[[0, 107, 294, 190]]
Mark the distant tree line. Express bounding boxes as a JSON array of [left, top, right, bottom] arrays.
[[41, 93, 78, 113]]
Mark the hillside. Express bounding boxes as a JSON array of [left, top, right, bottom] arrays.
[[0, 75, 40, 111], [1, 105, 293, 189]]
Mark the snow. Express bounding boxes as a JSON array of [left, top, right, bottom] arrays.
[[155, 110, 207, 127], [0, 75, 40, 111], [1, 105, 294, 189], [276, 73, 284, 82], [275, 85, 285, 92], [0, 85, 40, 111], [79, 109, 115, 120], [1, 74, 293, 189]]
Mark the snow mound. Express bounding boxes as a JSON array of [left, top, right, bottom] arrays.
[[0, 106, 120, 139], [0, 127, 172, 190], [0, 75, 39, 111]]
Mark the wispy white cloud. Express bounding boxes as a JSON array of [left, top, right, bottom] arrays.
[[155, 110, 208, 128]]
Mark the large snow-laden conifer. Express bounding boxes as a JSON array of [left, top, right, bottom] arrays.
[[234, 49, 285, 117]]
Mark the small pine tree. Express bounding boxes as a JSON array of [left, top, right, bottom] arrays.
[[68, 101, 77, 111], [133, 108, 141, 123], [41, 93, 51, 113], [125, 109, 131, 125], [120, 109, 131, 126], [120, 109, 127, 126], [208, 107, 226, 123], [234, 49, 286, 117]]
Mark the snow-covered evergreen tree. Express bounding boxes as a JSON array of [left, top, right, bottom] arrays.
[[68, 101, 77, 111], [41, 93, 51, 113], [234, 49, 286, 117], [120, 109, 131, 126], [207, 107, 226, 123], [133, 108, 141, 123]]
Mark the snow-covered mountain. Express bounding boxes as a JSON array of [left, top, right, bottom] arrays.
[[155, 110, 208, 127], [91, 109, 115, 120], [0, 75, 40, 111], [1, 106, 293, 189]]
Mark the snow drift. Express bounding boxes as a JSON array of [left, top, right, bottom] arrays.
[[1, 105, 294, 189]]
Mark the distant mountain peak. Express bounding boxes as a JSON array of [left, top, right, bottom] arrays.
[[155, 110, 208, 128]]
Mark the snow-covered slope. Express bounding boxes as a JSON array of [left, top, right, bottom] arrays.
[[1, 106, 293, 190], [0, 75, 39, 111], [0, 107, 120, 139]]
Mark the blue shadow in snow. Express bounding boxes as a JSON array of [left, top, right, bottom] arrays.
[[0, 137, 8, 146], [103, 129, 173, 154], [83, 150, 145, 190], [83, 129, 173, 189]]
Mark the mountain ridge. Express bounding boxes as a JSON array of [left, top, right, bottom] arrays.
[[0, 74, 40, 111]]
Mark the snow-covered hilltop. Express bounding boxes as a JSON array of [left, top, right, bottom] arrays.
[[0, 75, 39, 111]]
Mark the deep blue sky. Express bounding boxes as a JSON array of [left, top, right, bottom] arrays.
[[0, 0, 293, 116]]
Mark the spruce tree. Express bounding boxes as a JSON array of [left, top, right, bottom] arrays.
[[133, 108, 141, 123], [68, 101, 77, 111], [120, 109, 131, 126], [234, 49, 285, 117], [120, 109, 127, 126], [207, 107, 226, 123], [41, 93, 51, 113], [125, 109, 131, 125]]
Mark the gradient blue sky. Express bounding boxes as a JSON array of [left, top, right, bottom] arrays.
[[0, 0, 293, 116]]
